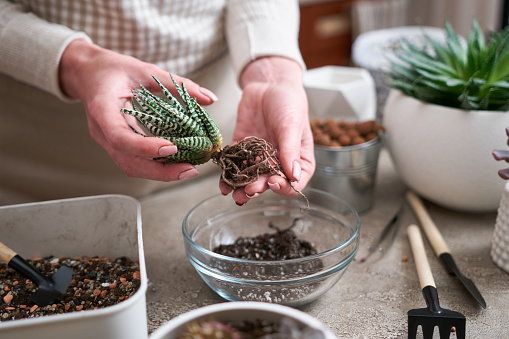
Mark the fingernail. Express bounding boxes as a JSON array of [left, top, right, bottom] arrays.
[[292, 161, 301, 182], [246, 192, 260, 199], [236, 201, 246, 206], [159, 145, 178, 157], [268, 182, 281, 192], [179, 168, 199, 180], [499, 168, 509, 179], [200, 87, 218, 102], [493, 149, 509, 161]]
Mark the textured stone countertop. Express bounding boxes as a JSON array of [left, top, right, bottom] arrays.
[[140, 148, 508, 338]]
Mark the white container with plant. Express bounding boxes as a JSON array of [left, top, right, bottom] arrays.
[[382, 21, 509, 212]]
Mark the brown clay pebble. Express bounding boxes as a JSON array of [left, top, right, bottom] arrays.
[[351, 136, 366, 145], [3, 294, 13, 304], [310, 118, 384, 147], [365, 131, 378, 141], [0, 256, 141, 322], [357, 120, 375, 136], [313, 133, 331, 146], [338, 134, 351, 146]]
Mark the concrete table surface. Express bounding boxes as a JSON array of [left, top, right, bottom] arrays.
[[140, 148, 508, 338]]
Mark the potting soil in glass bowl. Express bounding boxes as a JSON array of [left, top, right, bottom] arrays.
[[182, 188, 360, 307]]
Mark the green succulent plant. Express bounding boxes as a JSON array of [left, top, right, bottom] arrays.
[[385, 20, 509, 111], [121, 75, 222, 165], [121, 76, 308, 209]]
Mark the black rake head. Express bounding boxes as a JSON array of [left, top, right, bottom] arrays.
[[408, 308, 466, 339], [408, 286, 466, 339]]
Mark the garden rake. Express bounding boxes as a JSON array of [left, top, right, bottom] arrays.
[[407, 225, 466, 339]]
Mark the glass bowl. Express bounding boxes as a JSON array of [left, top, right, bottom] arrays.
[[182, 188, 360, 307]]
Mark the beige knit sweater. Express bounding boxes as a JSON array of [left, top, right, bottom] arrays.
[[0, 0, 305, 101]]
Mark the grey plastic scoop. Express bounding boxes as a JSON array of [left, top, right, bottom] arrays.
[[0, 241, 73, 306]]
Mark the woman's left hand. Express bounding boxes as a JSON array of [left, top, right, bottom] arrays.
[[221, 56, 315, 205]]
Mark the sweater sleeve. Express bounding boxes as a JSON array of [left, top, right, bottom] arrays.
[[0, 1, 92, 101], [225, 0, 306, 81]]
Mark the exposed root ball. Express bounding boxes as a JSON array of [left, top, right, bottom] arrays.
[[212, 136, 309, 211], [212, 136, 281, 190]]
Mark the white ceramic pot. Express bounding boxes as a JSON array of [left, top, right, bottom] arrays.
[[383, 90, 509, 212], [150, 301, 337, 339]]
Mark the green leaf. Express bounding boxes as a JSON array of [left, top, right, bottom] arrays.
[[444, 21, 467, 75], [161, 136, 213, 152]]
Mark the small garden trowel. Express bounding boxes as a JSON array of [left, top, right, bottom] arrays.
[[0, 241, 74, 306]]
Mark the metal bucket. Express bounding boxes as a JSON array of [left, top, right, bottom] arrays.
[[309, 137, 381, 214]]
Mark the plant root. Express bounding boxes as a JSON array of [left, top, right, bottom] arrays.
[[212, 136, 309, 212]]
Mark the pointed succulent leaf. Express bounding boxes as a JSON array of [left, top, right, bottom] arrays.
[[157, 149, 210, 165], [132, 90, 155, 115], [444, 21, 467, 72], [395, 48, 457, 77], [161, 136, 213, 152], [121, 74, 223, 164], [195, 104, 222, 147], [467, 20, 485, 54], [423, 32, 455, 67], [121, 107, 185, 136], [136, 87, 206, 138], [151, 76, 187, 116]]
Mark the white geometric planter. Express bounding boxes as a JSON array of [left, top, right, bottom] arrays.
[[492, 182, 509, 272], [383, 89, 509, 212]]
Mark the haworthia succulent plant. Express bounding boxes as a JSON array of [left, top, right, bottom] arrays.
[[121, 75, 222, 165]]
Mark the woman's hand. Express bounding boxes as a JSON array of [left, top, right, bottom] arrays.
[[58, 40, 218, 181], [493, 127, 509, 179], [221, 56, 315, 205]]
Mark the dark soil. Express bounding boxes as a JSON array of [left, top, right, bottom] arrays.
[[209, 219, 324, 303], [0, 256, 141, 322], [213, 219, 318, 260]]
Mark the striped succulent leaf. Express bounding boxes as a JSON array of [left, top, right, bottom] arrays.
[[121, 75, 222, 164], [385, 20, 509, 111]]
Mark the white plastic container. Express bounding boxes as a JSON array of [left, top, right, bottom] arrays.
[[150, 301, 337, 339], [0, 195, 148, 339]]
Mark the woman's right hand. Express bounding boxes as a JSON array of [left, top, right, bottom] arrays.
[[58, 40, 218, 181]]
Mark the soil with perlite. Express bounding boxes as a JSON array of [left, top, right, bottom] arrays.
[[0, 256, 141, 322]]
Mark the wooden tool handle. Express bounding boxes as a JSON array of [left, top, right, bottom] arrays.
[[407, 224, 435, 289], [406, 191, 449, 256], [0, 241, 17, 264]]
